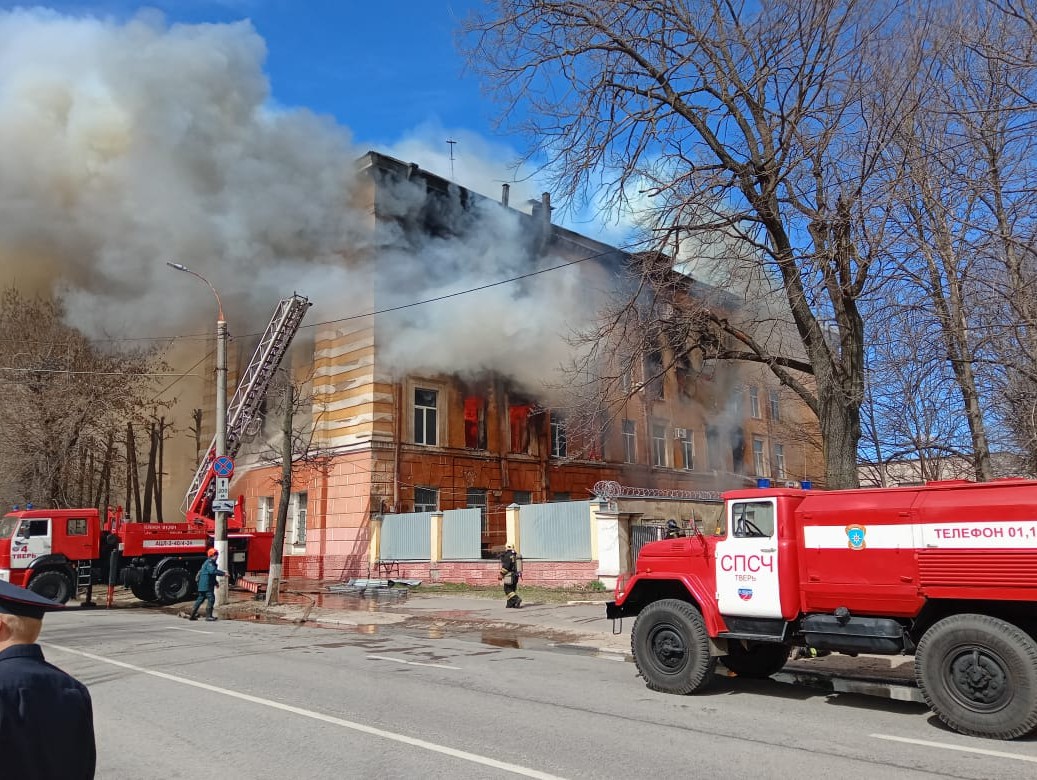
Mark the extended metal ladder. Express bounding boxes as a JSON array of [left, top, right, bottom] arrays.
[[184, 293, 312, 517]]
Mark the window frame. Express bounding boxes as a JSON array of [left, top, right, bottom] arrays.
[[651, 421, 668, 467], [681, 435, 695, 471], [768, 389, 780, 421], [622, 419, 636, 463], [413, 386, 439, 446], [752, 438, 768, 477], [749, 386, 761, 419], [414, 487, 439, 513]]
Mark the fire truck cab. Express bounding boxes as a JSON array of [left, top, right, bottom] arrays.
[[607, 478, 1037, 739]]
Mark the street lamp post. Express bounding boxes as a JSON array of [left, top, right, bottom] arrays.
[[166, 262, 230, 608]]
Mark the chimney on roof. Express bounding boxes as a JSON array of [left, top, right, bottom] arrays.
[[407, 162, 419, 180], [540, 192, 551, 228], [501, 183, 510, 207]]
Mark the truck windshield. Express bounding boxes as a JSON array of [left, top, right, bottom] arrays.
[[0, 516, 20, 539]]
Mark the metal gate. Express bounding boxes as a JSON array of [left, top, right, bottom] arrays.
[[630, 523, 666, 562]]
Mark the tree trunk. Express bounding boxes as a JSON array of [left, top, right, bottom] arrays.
[[266, 383, 294, 607], [126, 422, 141, 521], [142, 420, 158, 522]]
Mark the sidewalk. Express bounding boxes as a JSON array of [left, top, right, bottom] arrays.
[[221, 581, 919, 699]]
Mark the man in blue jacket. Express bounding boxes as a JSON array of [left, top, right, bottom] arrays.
[[0, 579, 95, 779], [189, 548, 226, 621]]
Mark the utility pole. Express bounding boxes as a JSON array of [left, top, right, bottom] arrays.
[[167, 261, 230, 607]]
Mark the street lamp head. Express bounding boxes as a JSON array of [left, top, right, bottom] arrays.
[[166, 261, 190, 272]]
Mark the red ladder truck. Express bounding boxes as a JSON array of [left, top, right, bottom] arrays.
[[607, 478, 1037, 739], [0, 293, 310, 606]]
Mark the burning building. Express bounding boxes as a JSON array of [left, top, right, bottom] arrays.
[[228, 152, 824, 579]]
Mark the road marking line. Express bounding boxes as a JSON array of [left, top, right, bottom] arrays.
[[870, 733, 1037, 763], [367, 654, 461, 670], [163, 627, 214, 635], [44, 643, 559, 779]]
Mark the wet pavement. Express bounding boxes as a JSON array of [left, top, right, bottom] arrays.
[[79, 580, 920, 701]]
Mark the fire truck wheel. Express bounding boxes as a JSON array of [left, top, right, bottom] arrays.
[[916, 613, 1037, 739], [631, 599, 716, 695], [722, 640, 791, 678], [154, 567, 193, 605], [28, 570, 73, 604], [130, 582, 159, 603]]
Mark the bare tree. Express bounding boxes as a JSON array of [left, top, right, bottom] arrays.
[[0, 287, 166, 509], [256, 369, 331, 605], [463, 0, 926, 487]]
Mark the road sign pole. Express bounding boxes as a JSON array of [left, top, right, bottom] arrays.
[[215, 318, 229, 608]]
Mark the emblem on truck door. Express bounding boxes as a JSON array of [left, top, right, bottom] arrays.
[[845, 524, 867, 550]]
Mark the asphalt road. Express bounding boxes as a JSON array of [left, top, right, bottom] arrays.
[[37, 609, 1037, 779]]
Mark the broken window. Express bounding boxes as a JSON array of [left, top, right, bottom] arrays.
[[731, 427, 746, 472], [509, 403, 531, 453], [464, 396, 486, 449]]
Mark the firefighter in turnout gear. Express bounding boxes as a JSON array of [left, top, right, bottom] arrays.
[[499, 544, 522, 608], [665, 519, 682, 539]]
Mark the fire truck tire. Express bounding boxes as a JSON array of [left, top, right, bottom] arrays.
[[130, 582, 159, 603], [916, 613, 1037, 739], [27, 570, 73, 604], [631, 599, 716, 695], [722, 640, 791, 678], [154, 567, 193, 605]]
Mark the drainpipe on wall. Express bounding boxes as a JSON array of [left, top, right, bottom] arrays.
[[393, 381, 402, 512]]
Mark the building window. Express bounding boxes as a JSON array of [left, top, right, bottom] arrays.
[[774, 444, 787, 480], [749, 386, 761, 418], [256, 496, 273, 532], [769, 389, 780, 421], [467, 488, 488, 532], [651, 421, 668, 467], [414, 387, 438, 446], [291, 491, 307, 545], [464, 396, 486, 449], [707, 426, 723, 470], [682, 437, 695, 471], [622, 419, 636, 463], [512, 490, 531, 505], [414, 487, 438, 513], [509, 403, 531, 453], [552, 492, 570, 502], [752, 439, 767, 477], [550, 413, 567, 458]]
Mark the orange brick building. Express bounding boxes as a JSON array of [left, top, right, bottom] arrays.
[[228, 152, 823, 579]]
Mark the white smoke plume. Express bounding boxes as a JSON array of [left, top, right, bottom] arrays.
[[0, 8, 364, 336], [0, 8, 608, 393]]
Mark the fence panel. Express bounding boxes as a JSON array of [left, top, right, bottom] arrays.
[[442, 508, 481, 560], [380, 511, 431, 560], [519, 501, 592, 560]]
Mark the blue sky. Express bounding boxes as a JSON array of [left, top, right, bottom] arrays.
[[5, 1, 544, 194]]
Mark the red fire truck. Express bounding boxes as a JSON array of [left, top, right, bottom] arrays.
[[606, 478, 1037, 739], [0, 292, 311, 607], [0, 505, 272, 605]]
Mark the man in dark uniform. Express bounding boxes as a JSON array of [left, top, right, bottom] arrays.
[[665, 519, 682, 539], [0, 579, 95, 779], [499, 543, 522, 608]]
